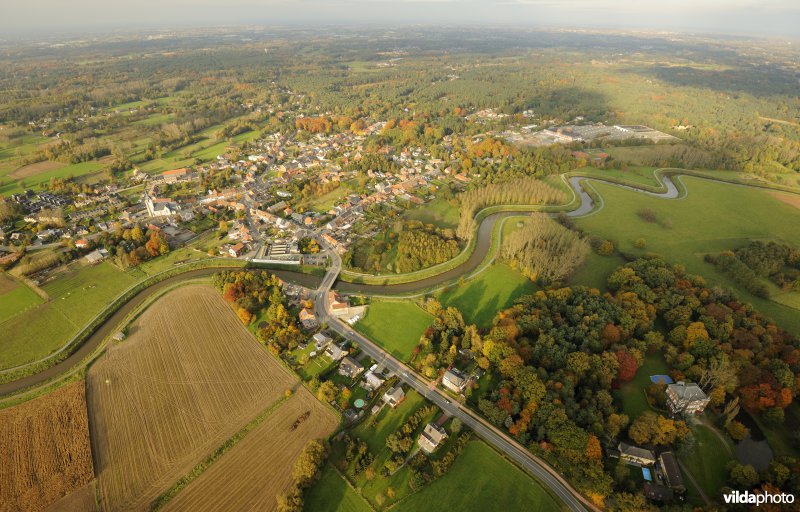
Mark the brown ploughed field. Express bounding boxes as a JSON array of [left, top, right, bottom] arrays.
[[163, 390, 338, 512], [86, 285, 297, 511]]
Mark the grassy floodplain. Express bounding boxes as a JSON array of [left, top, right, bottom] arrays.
[[437, 262, 536, 328], [405, 197, 461, 229], [0, 262, 138, 368], [0, 273, 44, 324], [575, 176, 800, 333]]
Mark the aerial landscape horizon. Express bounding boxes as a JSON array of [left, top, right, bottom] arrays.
[[1, 2, 799, 511]]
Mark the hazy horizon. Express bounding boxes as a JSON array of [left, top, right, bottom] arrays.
[[3, 0, 800, 39]]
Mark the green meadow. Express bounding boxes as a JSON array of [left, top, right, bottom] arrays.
[[576, 176, 800, 333], [395, 441, 562, 512], [437, 263, 536, 328], [0, 262, 137, 368], [355, 299, 433, 360]]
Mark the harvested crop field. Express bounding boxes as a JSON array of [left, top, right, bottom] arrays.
[[770, 191, 800, 210], [44, 482, 97, 512], [163, 391, 338, 512], [87, 285, 298, 512], [0, 271, 19, 294], [8, 161, 65, 180], [0, 381, 94, 512]]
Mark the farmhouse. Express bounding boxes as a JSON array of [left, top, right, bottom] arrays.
[[382, 386, 405, 408], [442, 368, 468, 393], [85, 249, 108, 265], [418, 423, 448, 453], [617, 442, 656, 467], [666, 381, 710, 415], [338, 356, 364, 379]]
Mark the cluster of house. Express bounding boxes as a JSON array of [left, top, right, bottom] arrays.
[[612, 381, 711, 503], [9, 191, 70, 214]]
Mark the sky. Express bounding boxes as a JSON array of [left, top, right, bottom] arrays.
[[3, 0, 799, 38]]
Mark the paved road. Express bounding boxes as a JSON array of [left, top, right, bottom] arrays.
[[313, 241, 596, 512]]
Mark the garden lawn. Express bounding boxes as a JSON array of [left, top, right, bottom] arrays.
[[304, 465, 371, 512], [405, 197, 460, 229], [355, 300, 432, 360], [575, 177, 800, 334], [304, 186, 351, 213], [354, 389, 425, 454], [679, 425, 733, 498], [437, 263, 536, 328], [613, 353, 669, 420], [0, 262, 137, 368], [395, 441, 562, 512]]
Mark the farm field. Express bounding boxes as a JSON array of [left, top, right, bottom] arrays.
[[0, 262, 138, 369], [355, 299, 432, 360], [0, 381, 94, 512], [437, 262, 535, 328], [394, 441, 562, 512], [304, 465, 372, 512], [0, 272, 43, 324], [405, 197, 460, 229], [162, 391, 338, 512], [86, 285, 297, 512], [0, 161, 105, 196], [43, 482, 97, 512], [576, 176, 800, 333], [7, 160, 65, 180]]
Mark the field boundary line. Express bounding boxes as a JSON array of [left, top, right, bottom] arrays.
[[150, 393, 294, 511]]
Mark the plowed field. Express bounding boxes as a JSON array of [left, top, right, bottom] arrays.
[[87, 285, 297, 511], [163, 391, 338, 512]]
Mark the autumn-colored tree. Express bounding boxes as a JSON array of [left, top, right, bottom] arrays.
[[585, 435, 602, 462], [615, 349, 639, 382], [725, 420, 750, 441], [601, 323, 622, 345], [237, 307, 253, 325]]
